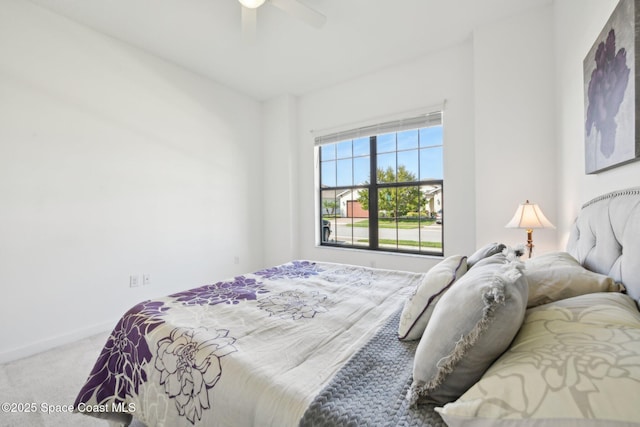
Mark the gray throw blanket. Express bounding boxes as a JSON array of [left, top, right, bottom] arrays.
[[299, 309, 446, 427]]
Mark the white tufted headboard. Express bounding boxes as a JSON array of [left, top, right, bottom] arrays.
[[566, 187, 640, 305]]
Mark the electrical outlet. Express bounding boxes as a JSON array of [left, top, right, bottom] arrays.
[[129, 275, 140, 288], [143, 274, 151, 286], [234, 256, 240, 265]]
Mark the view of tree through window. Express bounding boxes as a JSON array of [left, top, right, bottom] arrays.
[[317, 113, 443, 255]]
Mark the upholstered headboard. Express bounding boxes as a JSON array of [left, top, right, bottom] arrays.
[[567, 187, 640, 304]]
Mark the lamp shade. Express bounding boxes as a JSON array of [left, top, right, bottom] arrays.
[[505, 200, 555, 229], [238, 0, 266, 8]]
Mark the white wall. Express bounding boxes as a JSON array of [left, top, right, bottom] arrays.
[[554, 0, 640, 247], [262, 95, 299, 266], [0, 0, 263, 362], [296, 42, 476, 273], [474, 4, 558, 256]]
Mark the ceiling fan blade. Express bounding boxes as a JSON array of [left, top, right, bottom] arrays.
[[241, 5, 257, 42], [269, 0, 326, 29]]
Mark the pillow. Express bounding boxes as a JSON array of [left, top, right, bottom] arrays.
[[524, 251, 624, 308], [467, 242, 506, 268], [398, 255, 467, 341], [436, 292, 640, 427], [408, 253, 528, 405]]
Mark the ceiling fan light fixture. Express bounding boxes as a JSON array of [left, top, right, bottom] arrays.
[[238, 0, 266, 9]]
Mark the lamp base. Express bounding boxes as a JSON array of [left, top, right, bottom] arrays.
[[526, 229, 534, 258]]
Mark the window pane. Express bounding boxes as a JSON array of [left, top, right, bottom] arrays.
[[397, 129, 419, 150], [321, 144, 336, 160], [336, 158, 353, 186], [336, 140, 352, 159], [420, 147, 443, 180], [321, 160, 336, 187], [420, 126, 443, 147], [353, 137, 370, 157], [377, 152, 396, 182], [378, 187, 397, 219], [420, 184, 443, 254], [320, 189, 338, 243], [397, 186, 421, 251], [347, 189, 370, 247], [397, 150, 419, 182], [422, 184, 442, 217], [323, 189, 370, 248], [321, 190, 338, 216], [377, 133, 396, 153], [351, 188, 369, 218], [396, 185, 422, 217], [378, 187, 398, 250], [353, 155, 370, 185]]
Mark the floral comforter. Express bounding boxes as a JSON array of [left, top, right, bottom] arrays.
[[74, 261, 421, 427]]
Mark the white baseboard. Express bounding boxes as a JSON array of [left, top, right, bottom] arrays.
[[0, 320, 116, 364]]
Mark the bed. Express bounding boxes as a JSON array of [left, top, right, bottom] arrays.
[[75, 188, 640, 427]]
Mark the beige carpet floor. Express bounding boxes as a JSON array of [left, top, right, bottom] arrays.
[[0, 331, 124, 427]]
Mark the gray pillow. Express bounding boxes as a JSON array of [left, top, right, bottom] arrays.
[[408, 253, 528, 405], [398, 255, 467, 341], [524, 251, 623, 307], [467, 242, 506, 268]]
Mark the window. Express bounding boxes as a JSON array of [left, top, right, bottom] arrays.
[[316, 111, 443, 256]]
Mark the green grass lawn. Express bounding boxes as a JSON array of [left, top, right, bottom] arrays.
[[346, 218, 436, 229], [357, 239, 442, 248]]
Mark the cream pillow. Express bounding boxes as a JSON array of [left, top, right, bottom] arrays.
[[398, 255, 467, 341], [524, 252, 623, 307], [436, 292, 640, 427], [408, 254, 528, 404]]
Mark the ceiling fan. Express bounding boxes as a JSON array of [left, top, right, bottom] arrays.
[[238, 0, 326, 40]]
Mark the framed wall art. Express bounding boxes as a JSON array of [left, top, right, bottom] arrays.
[[584, 0, 640, 174]]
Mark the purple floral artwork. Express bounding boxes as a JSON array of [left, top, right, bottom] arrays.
[[155, 328, 237, 424], [585, 29, 630, 159], [170, 276, 269, 306], [257, 290, 333, 320], [255, 260, 322, 280], [74, 300, 169, 406]]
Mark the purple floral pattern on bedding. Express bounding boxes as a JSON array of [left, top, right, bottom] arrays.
[[74, 300, 169, 406], [258, 290, 333, 320], [170, 276, 269, 306], [75, 260, 334, 424], [155, 328, 237, 424], [255, 260, 322, 280]]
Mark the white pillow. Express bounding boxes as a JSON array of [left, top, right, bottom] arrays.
[[436, 292, 640, 427], [398, 255, 467, 341], [467, 242, 506, 268], [408, 253, 528, 404], [525, 252, 623, 307]]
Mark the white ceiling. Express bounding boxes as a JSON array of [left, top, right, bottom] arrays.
[[28, 0, 551, 101]]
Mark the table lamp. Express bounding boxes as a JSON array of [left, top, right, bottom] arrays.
[[505, 200, 555, 258]]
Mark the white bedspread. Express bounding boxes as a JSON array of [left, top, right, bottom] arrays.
[[74, 261, 421, 427]]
